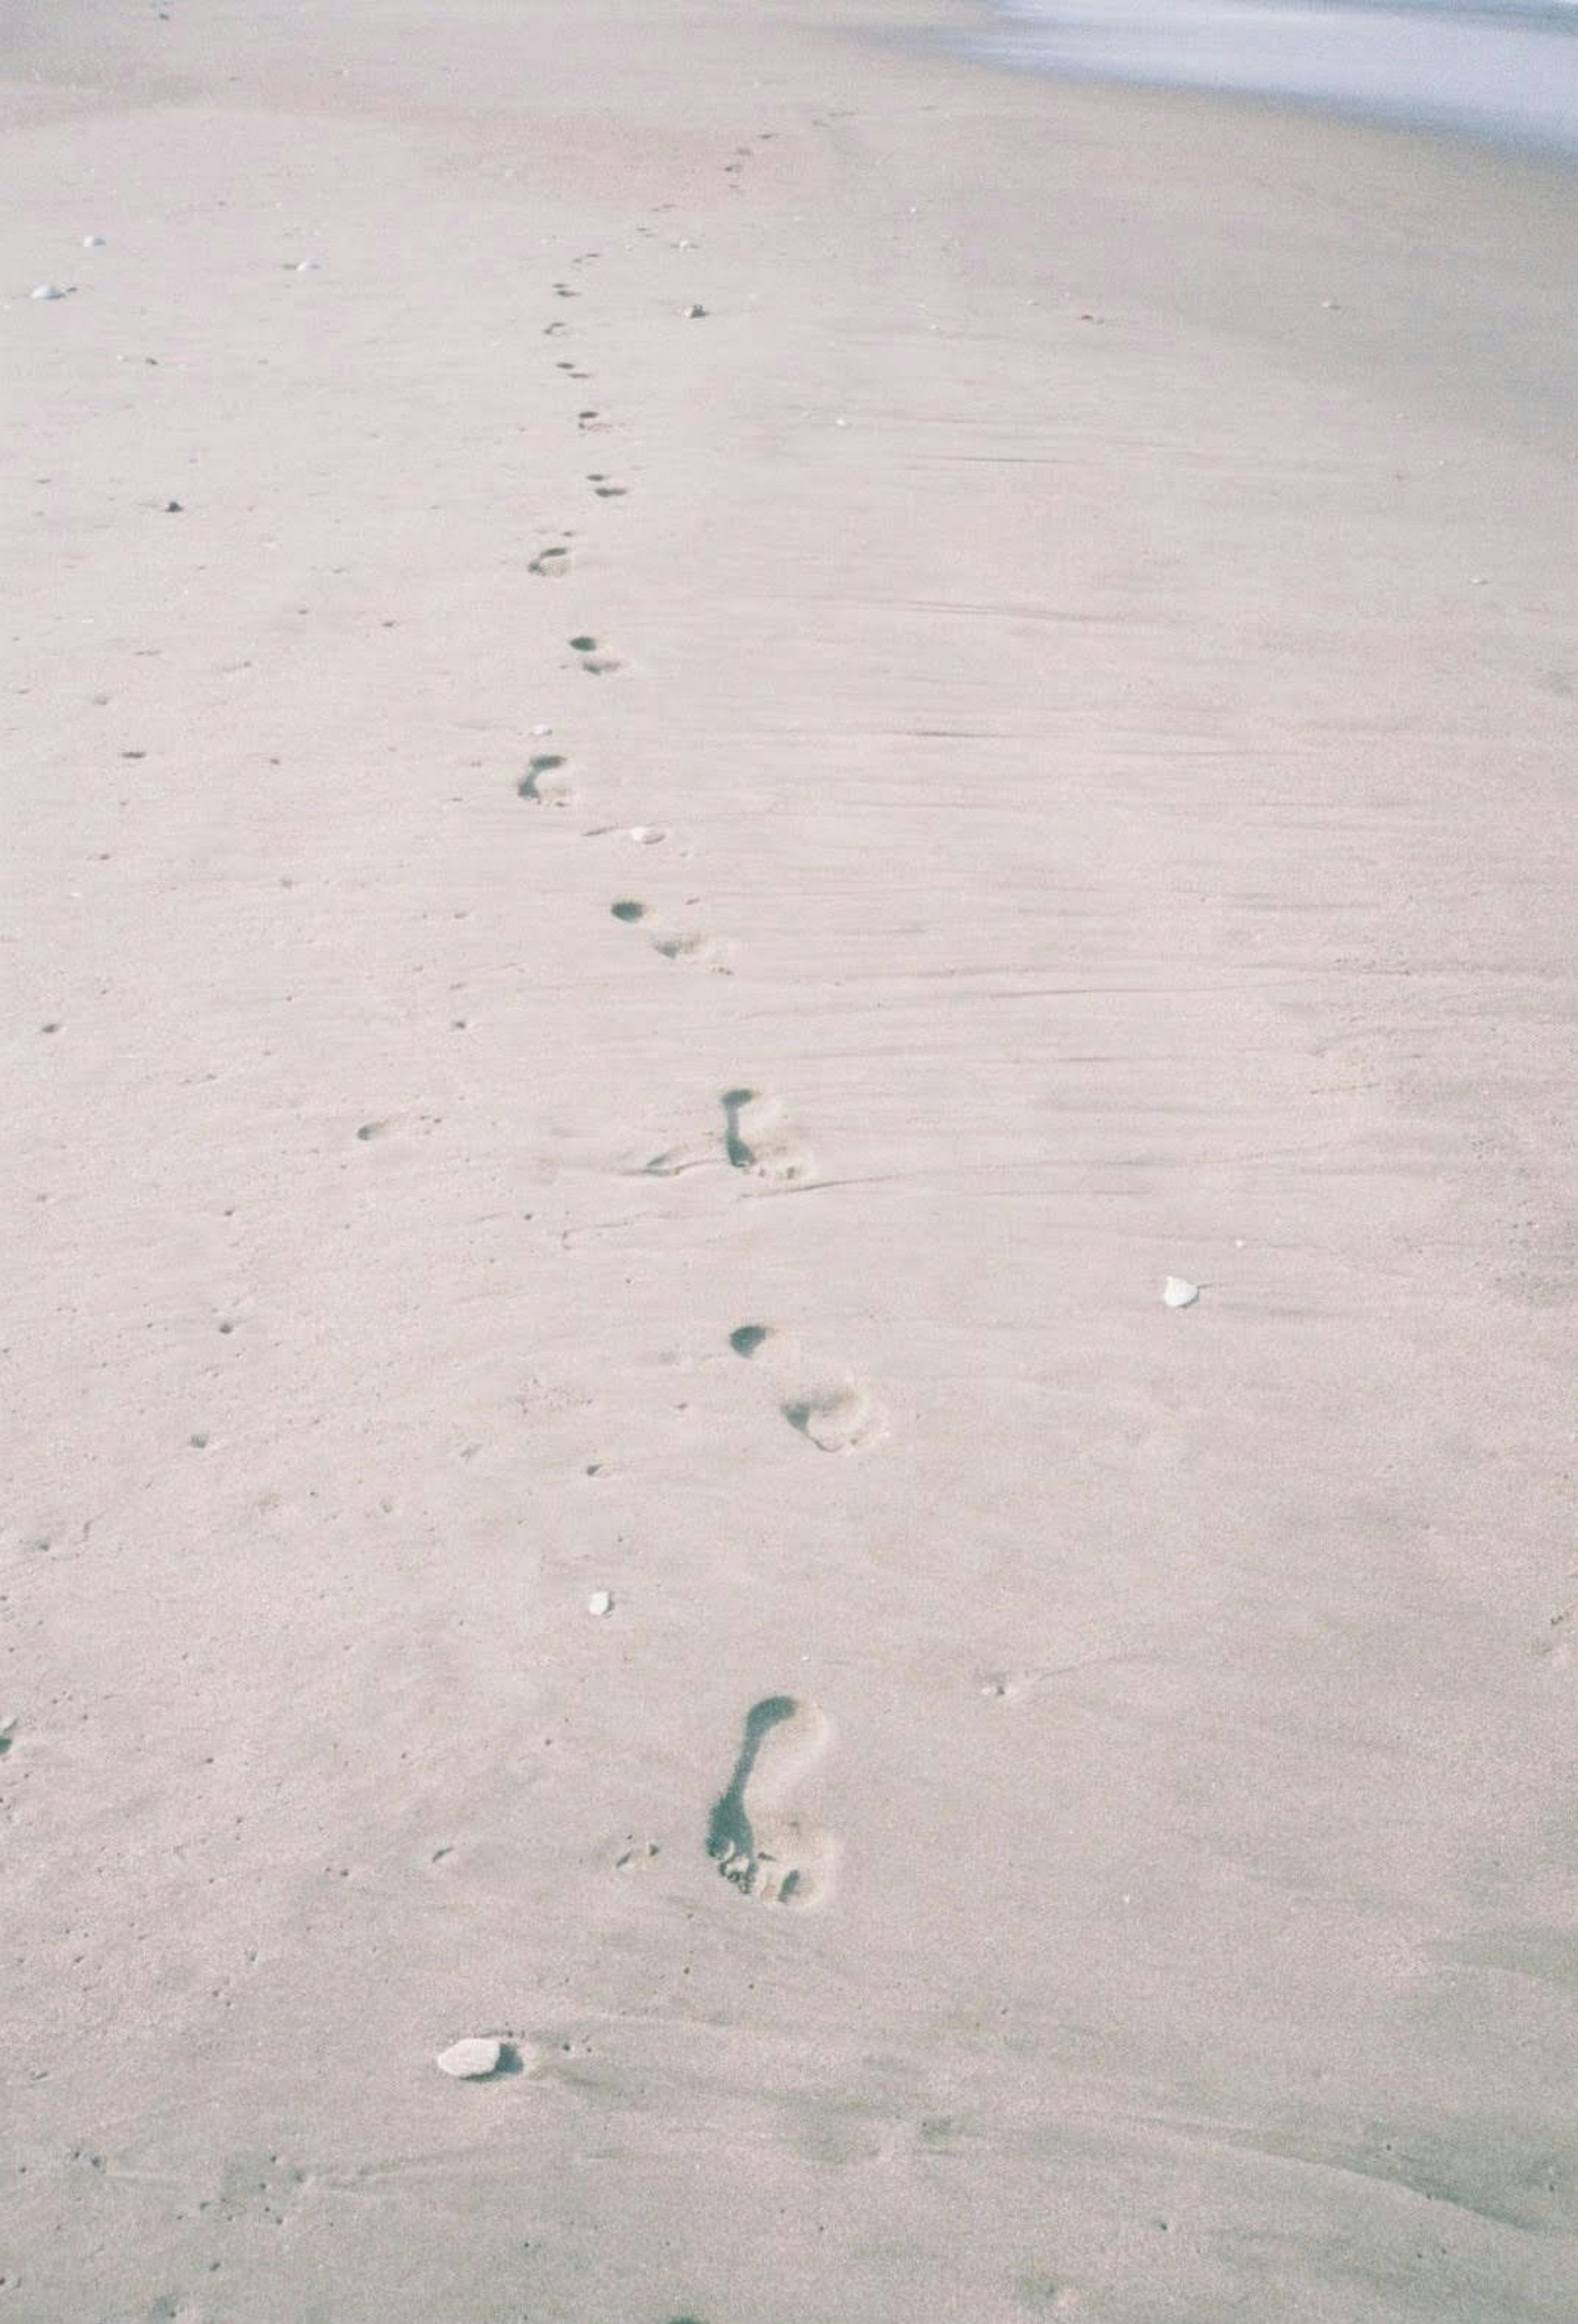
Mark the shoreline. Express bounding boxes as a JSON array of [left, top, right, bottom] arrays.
[[951, 0, 1578, 166], [5, 4, 1576, 2320]]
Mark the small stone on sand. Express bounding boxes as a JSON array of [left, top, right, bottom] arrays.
[[587, 1589, 614, 1617], [83, 235, 106, 249], [1162, 1276, 1200, 1309], [31, 284, 71, 301], [436, 2037, 503, 2079]]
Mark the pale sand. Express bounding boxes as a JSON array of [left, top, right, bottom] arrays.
[[3, 2, 1577, 2317]]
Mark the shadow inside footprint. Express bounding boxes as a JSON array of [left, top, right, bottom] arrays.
[[518, 752, 567, 801], [610, 899, 647, 923], [783, 1382, 885, 1453], [708, 1696, 833, 1906], [721, 1087, 810, 1182], [729, 1324, 773, 1358]]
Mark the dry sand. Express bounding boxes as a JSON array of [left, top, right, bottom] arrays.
[[3, 2, 1577, 2318]]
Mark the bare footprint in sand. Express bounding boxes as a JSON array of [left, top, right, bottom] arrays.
[[727, 1326, 885, 1452], [782, 1378, 886, 1454], [518, 751, 571, 804], [527, 542, 571, 579], [722, 1087, 812, 1183], [708, 1696, 837, 1907]]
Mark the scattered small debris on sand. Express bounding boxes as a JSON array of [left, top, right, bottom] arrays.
[[587, 1589, 614, 1618], [435, 2038, 503, 2080], [1163, 1276, 1200, 1309]]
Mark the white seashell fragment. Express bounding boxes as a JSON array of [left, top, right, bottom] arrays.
[[587, 1590, 614, 1618], [1163, 1276, 1200, 1309], [31, 284, 70, 301], [436, 2038, 502, 2079]]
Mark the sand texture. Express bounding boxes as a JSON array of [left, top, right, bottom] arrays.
[[4, 2, 1577, 2318]]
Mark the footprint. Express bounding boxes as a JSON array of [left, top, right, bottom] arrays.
[[653, 931, 731, 972], [724, 1325, 882, 1452], [707, 1696, 837, 1907], [782, 1379, 886, 1454], [587, 473, 628, 499], [722, 1087, 812, 1183], [528, 543, 571, 579], [518, 752, 571, 804], [610, 898, 648, 923], [569, 634, 622, 677]]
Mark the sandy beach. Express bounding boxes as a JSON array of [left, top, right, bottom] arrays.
[[4, 2, 1577, 2318]]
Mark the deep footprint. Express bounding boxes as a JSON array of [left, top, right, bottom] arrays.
[[707, 1696, 837, 1907], [518, 752, 570, 803], [722, 1087, 812, 1182]]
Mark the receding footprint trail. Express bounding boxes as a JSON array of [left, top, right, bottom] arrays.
[[722, 1087, 812, 1183], [707, 1696, 837, 1907]]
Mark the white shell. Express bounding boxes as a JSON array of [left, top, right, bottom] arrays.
[[1163, 1276, 1200, 1309], [587, 1589, 614, 1618], [83, 235, 106, 249], [436, 2038, 502, 2080], [31, 284, 69, 301]]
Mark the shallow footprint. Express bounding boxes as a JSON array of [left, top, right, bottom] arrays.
[[722, 1087, 812, 1183], [707, 1696, 837, 1907], [782, 1378, 886, 1454], [654, 930, 731, 973], [528, 542, 571, 579]]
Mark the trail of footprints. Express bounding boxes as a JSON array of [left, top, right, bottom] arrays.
[[511, 198, 881, 1921]]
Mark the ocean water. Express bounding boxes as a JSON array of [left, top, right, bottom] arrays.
[[972, 0, 1578, 152]]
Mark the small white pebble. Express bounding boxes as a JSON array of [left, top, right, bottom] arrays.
[[587, 1590, 614, 1618], [436, 2038, 502, 2079], [628, 825, 666, 845], [31, 284, 70, 301], [531, 723, 553, 737], [1163, 1276, 1200, 1309], [292, 259, 320, 272], [82, 235, 106, 249]]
